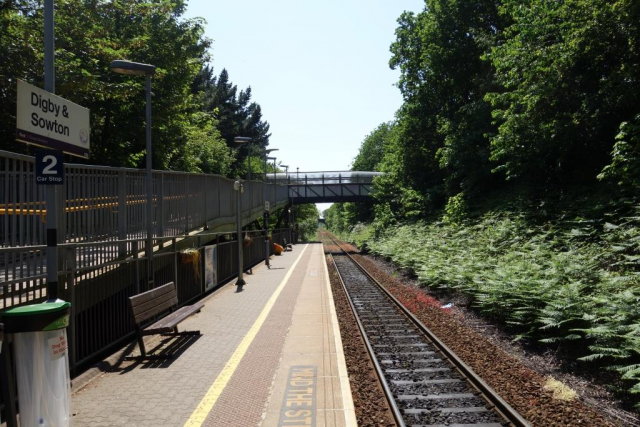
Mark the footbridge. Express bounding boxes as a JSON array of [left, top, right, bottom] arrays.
[[266, 171, 382, 203]]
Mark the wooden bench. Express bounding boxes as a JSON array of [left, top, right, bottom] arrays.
[[127, 282, 204, 360]]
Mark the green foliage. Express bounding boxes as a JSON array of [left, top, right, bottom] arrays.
[[599, 114, 640, 187], [442, 192, 467, 225], [323, 203, 348, 235], [292, 204, 319, 242], [352, 122, 393, 172], [387, 0, 503, 203], [171, 112, 233, 175], [486, 0, 640, 182], [193, 67, 271, 177]]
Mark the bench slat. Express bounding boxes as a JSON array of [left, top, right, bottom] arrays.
[[134, 295, 179, 325], [132, 289, 177, 318], [130, 282, 175, 308], [150, 304, 203, 330], [142, 303, 204, 334], [129, 282, 179, 325]]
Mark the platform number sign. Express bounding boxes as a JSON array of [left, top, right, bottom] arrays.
[[35, 149, 64, 185]]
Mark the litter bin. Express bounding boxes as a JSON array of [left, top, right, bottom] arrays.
[[1, 301, 72, 427]]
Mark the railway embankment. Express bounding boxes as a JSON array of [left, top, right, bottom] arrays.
[[326, 189, 640, 424], [324, 232, 624, 425]]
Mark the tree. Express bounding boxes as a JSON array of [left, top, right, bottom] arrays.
[[293, 204, 319, 242], [195, 67, 272, 176], [352, 122, 394, 172], [486, 0, 640, 182], [384, 0, 505, 219]]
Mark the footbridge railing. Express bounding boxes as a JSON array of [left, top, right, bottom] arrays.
[[265, 171, 382, 203]]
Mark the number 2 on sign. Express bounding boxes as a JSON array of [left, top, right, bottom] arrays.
[[42, 155, 58, 174]]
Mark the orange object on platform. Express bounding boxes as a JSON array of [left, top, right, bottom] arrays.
[[273, 243, 284, 255]]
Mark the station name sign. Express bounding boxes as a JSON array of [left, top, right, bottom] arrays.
[[16, 79, 90, 158]]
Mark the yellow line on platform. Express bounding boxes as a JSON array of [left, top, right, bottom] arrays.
[[183, 244, 309, 427]]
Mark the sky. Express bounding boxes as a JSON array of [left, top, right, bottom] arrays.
[[183, 0, 425, 213]]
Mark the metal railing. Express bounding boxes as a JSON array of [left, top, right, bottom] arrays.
[[262, 171, 382, 185], [0, 150, 289, 249], [0, 229, 290, 369]]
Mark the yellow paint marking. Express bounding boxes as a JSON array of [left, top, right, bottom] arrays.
[[184, 244, 309, 426]]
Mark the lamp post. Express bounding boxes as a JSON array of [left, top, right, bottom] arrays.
[[234, 180, 245, 287], [110, 60, 156, 287], [234, 136, 252, 180], [280, 165, 291, 243], [267, 156, 277, 262], [262, 149, 278, 267], [270, 156, 277, 216]]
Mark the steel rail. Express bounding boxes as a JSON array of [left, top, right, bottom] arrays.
[[328, 251, 406, 427], [324, 232, 529, 427]]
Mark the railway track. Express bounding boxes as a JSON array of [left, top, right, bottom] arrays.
[[324, 233, 529, 427]]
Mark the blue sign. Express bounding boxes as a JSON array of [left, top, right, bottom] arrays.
[[35, 149, 64, 185]]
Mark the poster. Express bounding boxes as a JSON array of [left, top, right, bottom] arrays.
[[204, 245, 217, 292]]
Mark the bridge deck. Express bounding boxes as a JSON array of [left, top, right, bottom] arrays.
[[71, 243, 356, 427]]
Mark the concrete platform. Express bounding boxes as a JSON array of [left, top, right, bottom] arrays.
[[71, 243, 356, 427]]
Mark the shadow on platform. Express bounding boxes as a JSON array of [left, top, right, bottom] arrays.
[[109, 333, 203, 373]]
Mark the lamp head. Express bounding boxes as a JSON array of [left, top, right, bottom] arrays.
[[110, 60, 156, 76], [234, 136, 252, 146]]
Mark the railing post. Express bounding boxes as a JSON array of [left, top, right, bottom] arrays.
[[133, 240, 140, 294], [68, 246, 77, 372], [58, 176, 67, 242], [158, 173, 165, 240], [288, 207, 292, 247], [305, 174, 308, 198], [203, 175, 208, 230], [184, 174, 189, 234], [172, 237, 178, 288], [118, 170, 127, 257]]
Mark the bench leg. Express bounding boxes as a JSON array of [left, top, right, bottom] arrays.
[[137, 329, 146, 358], [124, 328, 157, 361]]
